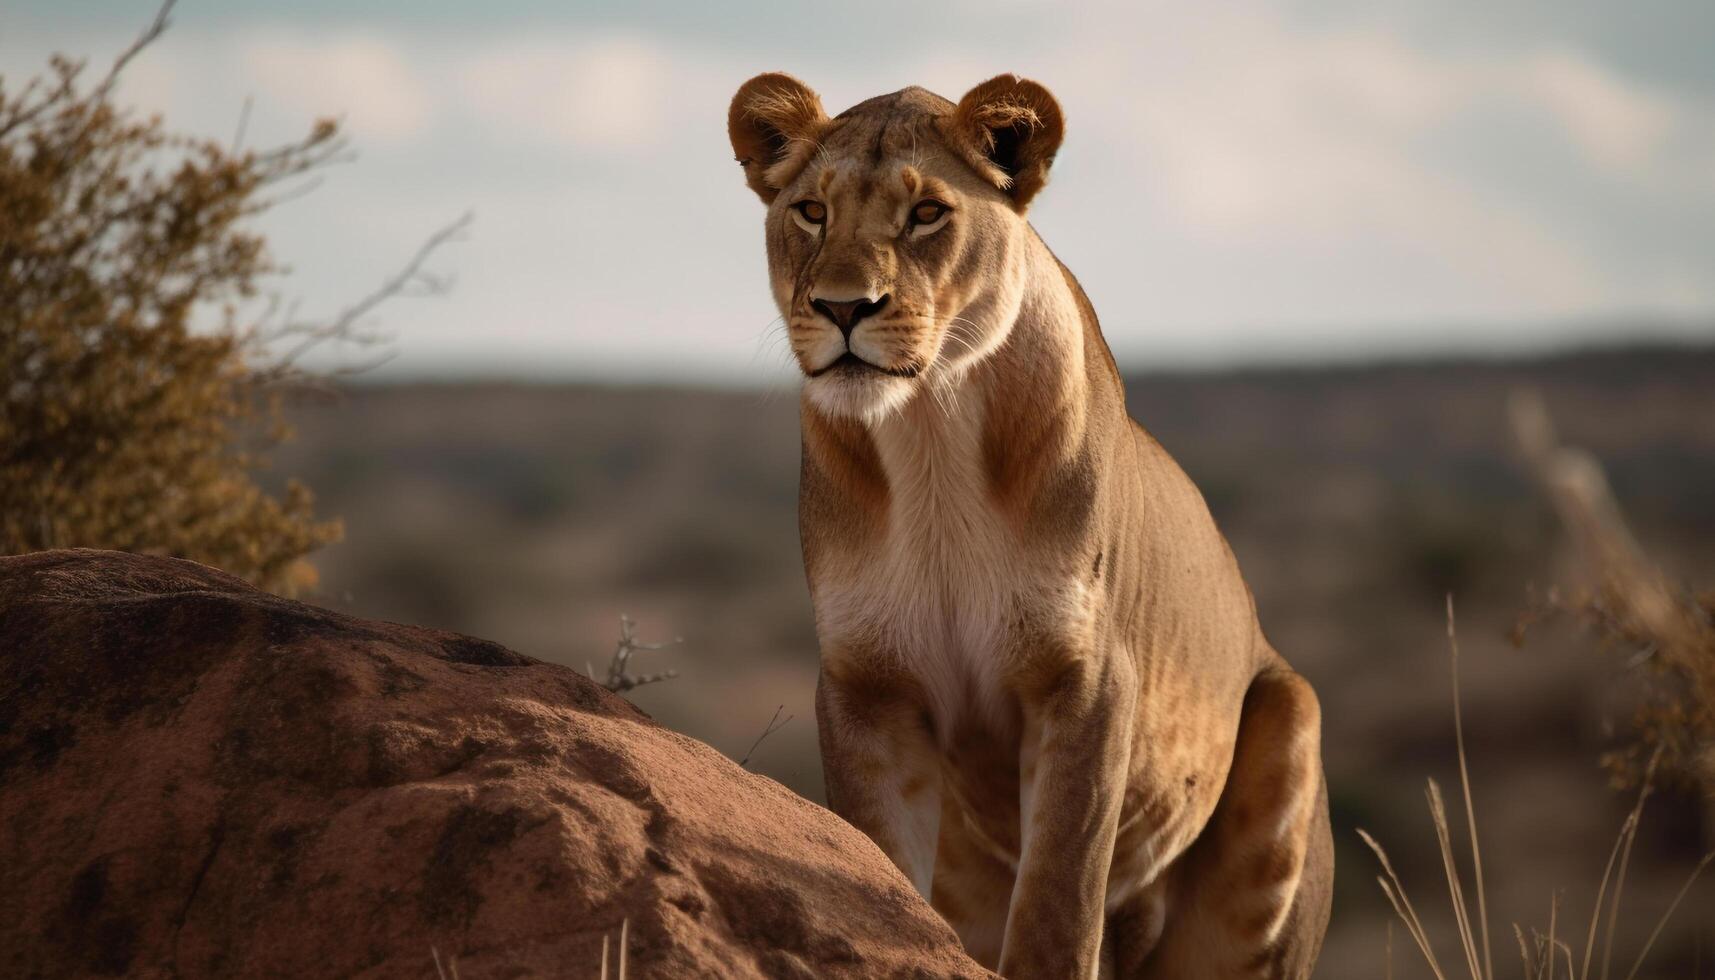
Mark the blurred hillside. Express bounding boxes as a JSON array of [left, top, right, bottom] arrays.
[[269, 344, 1715, 978]]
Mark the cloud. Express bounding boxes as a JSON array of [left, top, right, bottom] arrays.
[[242, 35, 433, 144], [234, 35, 432, 144], [455, 36, 676, 152], [1511, 47, 1675, 172]]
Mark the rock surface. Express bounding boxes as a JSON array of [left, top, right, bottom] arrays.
[[0, 550, 986, 979]]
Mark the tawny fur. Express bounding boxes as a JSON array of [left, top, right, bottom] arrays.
[[729, 73, 1333, 979]]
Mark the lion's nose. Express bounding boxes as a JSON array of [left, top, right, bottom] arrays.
[[810, 294, 890, 340]]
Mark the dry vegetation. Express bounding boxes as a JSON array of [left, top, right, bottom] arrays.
[[592, 614, 682, 693], [0, 2, 463, 594], [1361, 615, 1712, 980], [1359, 394, 1715, 980], [1510, 391, 1715, 794]]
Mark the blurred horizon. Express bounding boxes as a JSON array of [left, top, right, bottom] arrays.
[[6, 0, 1714, 379], [325, 331, 1715, 385]]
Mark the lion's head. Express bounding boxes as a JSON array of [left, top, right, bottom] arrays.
[[728, 74, 1064, 423]]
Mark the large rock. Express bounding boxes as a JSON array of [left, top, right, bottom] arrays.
[[0, 550, 986, 979]]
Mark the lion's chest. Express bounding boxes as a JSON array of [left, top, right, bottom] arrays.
[[807, 395, 1107, 744], [810, 456, 1092, 738], [818, 516, 1014, 721]]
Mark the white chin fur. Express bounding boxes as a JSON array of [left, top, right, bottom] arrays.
[[805, 371, 917, 426]]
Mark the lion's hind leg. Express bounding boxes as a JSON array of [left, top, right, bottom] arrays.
[[1136, 668, 1333, 979]]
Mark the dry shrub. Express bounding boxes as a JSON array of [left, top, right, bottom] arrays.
[[1508, 391, 1715, 794], [0, 3, 463, 594]]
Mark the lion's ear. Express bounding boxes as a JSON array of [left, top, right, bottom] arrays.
[[728, 73, 829, 205], [944, 75, 1064, 211]]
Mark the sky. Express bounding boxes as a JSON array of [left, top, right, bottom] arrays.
[[4, 0, 1714, 379]]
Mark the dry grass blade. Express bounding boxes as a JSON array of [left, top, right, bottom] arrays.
[[1580, 807, 1638, 980], [1366, 590, 1708, 980], [1425, 779, 1484, 980], [596, 918, 632, 980], [1358, 829, 1450, 979], [1447, 597, 1495, 980], [1547, 892, 1558, 980], [1570, 748, 1653, 980], [1577, 746, 1658, 980], [1600, 825, 1641, 980], [1621, 850, 1715, 980], [1600, 750, 1660, 980]]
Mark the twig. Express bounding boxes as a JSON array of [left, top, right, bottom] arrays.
[[739, 704, 793, 769], [231, 94, 253, 153], [596, 614, 681, 693], [89, 0, 175, 106], [24, 0, 175, 165], [251, 211, 472, 384]]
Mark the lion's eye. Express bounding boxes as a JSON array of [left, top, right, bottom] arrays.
[[908, 200, 951, 238], [911, 201, 947, 226], [795, 201, 826, 225]]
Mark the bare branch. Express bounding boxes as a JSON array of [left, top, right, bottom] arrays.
[[251, 211, 472, 385], [231, 95, 254, 153], [90, 0, 176, 106], [740, 705, 793, 769]]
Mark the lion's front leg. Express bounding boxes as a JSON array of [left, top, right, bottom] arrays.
[[1001, 656, 1136, 979], [815, 666, 943, 897]]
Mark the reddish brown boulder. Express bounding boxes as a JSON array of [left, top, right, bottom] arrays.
[[0, 550, 987, 979]]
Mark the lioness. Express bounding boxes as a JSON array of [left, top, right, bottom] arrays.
[[728, 73, 1332, 978]]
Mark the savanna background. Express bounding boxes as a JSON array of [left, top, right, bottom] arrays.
[[4, 1, 1713, 977]]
